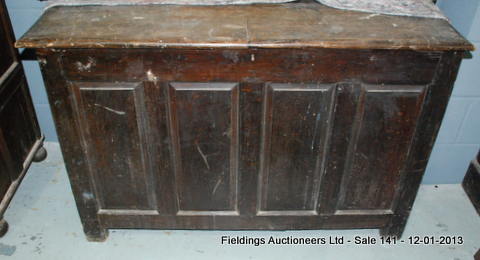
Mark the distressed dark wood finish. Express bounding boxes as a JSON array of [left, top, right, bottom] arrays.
[[168, 82, 240, 214], [69, 81, 155, 211], [462, 151, 480, 216], [0, 19, 14, 77], [0, 0, 15, 80], [0, 71, 39, 179], [59, 48, 441, 84], [20, 2, 472, 241], [258, 83, 334, 214], [34, 47, 466, 240], [0, 0, 45, 237], [380, 51, 464, 236], [333, 84, 426, 212], [15, 2, 473, 51]]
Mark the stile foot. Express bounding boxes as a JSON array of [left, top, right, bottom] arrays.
[[85, 229, 109, 242], [379, 224, 405, 239]]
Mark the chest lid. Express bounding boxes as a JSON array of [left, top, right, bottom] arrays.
[[16, 1, 474, 51]]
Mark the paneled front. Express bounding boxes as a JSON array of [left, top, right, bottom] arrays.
[[40, 46, 460, 241], [65, 79, 429, 222]]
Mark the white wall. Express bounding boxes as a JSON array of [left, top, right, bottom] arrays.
[[423, 0, 480, 183]]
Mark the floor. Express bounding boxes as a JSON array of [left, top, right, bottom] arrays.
[[0, 142, 479, 260]]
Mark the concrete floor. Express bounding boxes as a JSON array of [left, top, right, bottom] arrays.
[[0, 142, 479, 259]]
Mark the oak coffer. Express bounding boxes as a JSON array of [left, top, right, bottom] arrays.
[[16, 1, 474, 241]]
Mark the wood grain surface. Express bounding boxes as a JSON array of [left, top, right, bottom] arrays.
[[35, 46, 465, 240], [16, 1, 473, 51]]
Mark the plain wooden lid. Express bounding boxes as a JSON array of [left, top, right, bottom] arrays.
[[16, 2, 474, 51]]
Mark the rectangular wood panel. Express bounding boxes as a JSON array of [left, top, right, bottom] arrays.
[[0, 2, 15, 78], [258, 83, 335, 215], [70, 82, 155, 211], [0, 77, 38, 179], [337, 84, 426, 212], [0, 132, 12, 199], [167, 82, 239, 214]]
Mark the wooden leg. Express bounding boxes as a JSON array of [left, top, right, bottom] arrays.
[[85, 230, 108, 242], [379, 214, 408, 238], [463, 155, 480, 216], [464, 155, 480, 260], [84, 226, 108, 242], [474, 248, 480, 260], [0, 218, 9, 237], [32, 146, 47, 162]]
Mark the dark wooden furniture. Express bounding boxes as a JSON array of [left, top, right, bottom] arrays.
[[16, 1, 473, 241], [463, 151, 480, 216], [0, 0, 46, 237], [462, 151, 480, 260]]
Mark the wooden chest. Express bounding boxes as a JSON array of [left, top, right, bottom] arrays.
[[16, 1, 473, 241]]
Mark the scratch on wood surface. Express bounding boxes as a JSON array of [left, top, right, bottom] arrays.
[[222, 24, 243, 29], [195, 141, 210, 170], [94, 103, 126, 115], [303, 175, 310, 208], [311, 113, 321, 150], [212, 178, 222, 195], [329, 25, 344, 34], [208, 28, 215, 39], [359, 13, 380, 20], [359, 152, 369, 161]]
